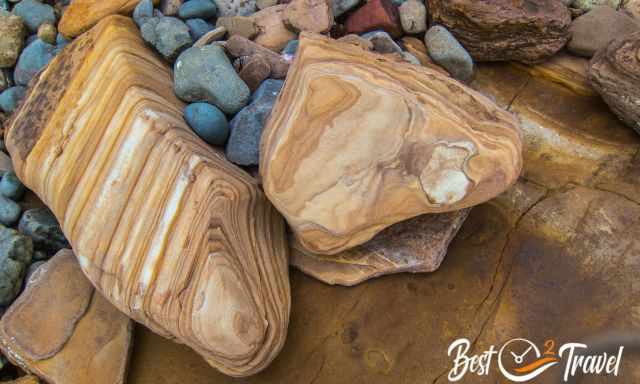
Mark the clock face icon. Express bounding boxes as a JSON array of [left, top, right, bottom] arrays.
[[501, 339, 540, 370], [498, 339, 559, 382], [511, 344, 534, 365]]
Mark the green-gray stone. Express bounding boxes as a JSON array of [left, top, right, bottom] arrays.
[[140, 16, 192, 61], [174, 44, 250, 114], [0, 171, 25, 200], [0, 224, 32, 305], [0, 195, 20, 226], [18, 208, 69, 254]]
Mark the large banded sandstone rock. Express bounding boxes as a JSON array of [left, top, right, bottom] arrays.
[[260, 33, 523, 255], [588, 31, 640, 135], [4, 16, 290, 377], [427, 0, 571, 63]]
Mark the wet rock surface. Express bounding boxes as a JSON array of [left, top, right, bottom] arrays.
[[427, 0, 571, 63]]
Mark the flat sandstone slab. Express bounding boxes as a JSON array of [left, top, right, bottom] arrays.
[[290, 209, 471, 286], [0, 250, 132, 384], [260, 32, 523, 255]]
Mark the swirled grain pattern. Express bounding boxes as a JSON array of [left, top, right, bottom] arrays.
[[260, 32, 523, 255], [588, 31, 640, 135], [4, 16, 290, 377]]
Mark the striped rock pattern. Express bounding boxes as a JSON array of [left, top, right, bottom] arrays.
[[260, 33, 523, 255], [588, 31, 640, 135], [4, 16, 290, 377]]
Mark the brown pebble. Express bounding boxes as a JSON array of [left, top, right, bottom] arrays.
[[239, 55, 272, 92], [226, 35, 290, 78]]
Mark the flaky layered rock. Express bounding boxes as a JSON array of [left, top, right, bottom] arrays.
[[59, 0, 159, 37], [0, 250, 132, 384], [588, 31, 640, 134], [291, 209, 471, 286], [226, 35, 290, 78], [260, 33, 523, 255], [4, 16, 290, 377], [427, 0, 571, 63]]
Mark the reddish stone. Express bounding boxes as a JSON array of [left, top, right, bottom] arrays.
[[239, 55, 272, 92], [344, 0, 402, 38]]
